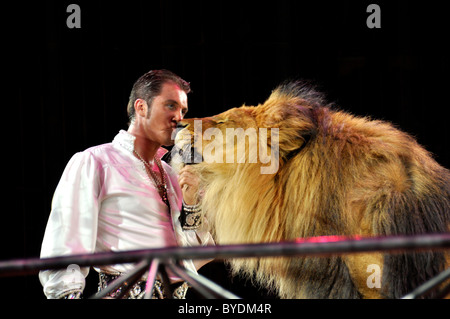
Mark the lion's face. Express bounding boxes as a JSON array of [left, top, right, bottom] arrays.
[[173, 105, 284, 175], [178, 106, 258, 145], [172, 87, 318, 176]]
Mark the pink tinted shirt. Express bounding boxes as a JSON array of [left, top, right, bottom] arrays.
[[39, 130, 213, 298]]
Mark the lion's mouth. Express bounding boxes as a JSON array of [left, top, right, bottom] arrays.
[[174, 144, 203, 165], [169, 128, 204, 171]]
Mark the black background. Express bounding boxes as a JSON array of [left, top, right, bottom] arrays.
[[1, 0, 448, 300]]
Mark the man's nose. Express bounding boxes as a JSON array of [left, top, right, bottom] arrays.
[[173, 108, 184, 122]]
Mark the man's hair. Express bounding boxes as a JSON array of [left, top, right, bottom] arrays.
[[127, 69, 191, 124]]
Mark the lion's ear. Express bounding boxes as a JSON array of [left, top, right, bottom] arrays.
[[255, 81, 320, 158], [257, 81, 322, 126]]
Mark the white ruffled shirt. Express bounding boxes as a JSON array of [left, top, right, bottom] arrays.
[[39, 130, 214, 299]]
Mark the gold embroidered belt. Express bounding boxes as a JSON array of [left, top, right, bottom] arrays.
[[98, 272, 189, 299]]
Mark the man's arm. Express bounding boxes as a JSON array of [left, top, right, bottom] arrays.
[[39, 151, 101, 299]]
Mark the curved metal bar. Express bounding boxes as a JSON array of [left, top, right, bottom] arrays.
[[1, 234, 448, 278], [182, 266, 241, 299], [91, 259, 150, 299], [158, 264, 174, 298], [144, 258, 160, 299], [167, 261, 217, 299], [1, 234, 448, 299], [401, 267, 450, 299]]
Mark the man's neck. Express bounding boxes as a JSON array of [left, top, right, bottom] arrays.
[[127, 125, 160, 162]]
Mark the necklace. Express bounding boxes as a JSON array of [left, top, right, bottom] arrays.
[[133, 149, 170, 208]]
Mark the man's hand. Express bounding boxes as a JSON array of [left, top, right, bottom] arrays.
[[177, 165, 201, 205]]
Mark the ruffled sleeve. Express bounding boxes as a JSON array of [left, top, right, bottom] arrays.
[[39, 151, 102, 299]]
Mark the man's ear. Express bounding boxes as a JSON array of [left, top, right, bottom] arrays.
[[134, 99, 148, 118]]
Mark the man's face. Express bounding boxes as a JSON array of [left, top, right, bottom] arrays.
[[143, 81, 188, 146]]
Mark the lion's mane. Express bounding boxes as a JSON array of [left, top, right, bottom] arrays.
[[177, 81, 450, 299]]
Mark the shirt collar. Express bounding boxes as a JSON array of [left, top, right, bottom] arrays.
[[113, 130, 168, 159]]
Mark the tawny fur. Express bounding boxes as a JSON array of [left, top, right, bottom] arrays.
[[174, 81, 450, 299]]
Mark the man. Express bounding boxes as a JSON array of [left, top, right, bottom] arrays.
[[39, 69, 214, 299]]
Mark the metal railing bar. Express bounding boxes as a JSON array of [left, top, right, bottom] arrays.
[[90, 259, 150, 299], [143, 258, 160, 299], [1, 234, 448, 278], [167, 262, 218, 299], [158, 265, 174, 299], [401, 267, 450, 299], [183, 266, 241, 299]]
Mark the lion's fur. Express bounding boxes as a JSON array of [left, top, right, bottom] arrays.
[[174, 81, 450, 299]]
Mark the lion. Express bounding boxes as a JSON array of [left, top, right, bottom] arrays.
[[172, 81, 450, 299]]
